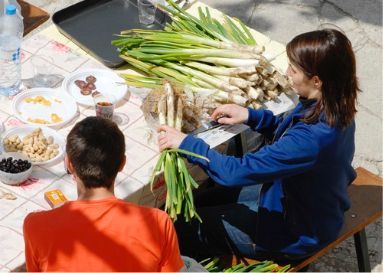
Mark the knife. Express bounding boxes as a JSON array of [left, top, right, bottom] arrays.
[[191, 120, 222, 135]]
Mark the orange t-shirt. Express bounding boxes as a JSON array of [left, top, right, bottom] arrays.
[[23, 197, 184, 272]]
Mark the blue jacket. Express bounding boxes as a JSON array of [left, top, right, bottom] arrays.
[[179, 100, 356, 257]]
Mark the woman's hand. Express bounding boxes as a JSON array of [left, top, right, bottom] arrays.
[[157, 125, 187, 151], [211, 104, 249, 125]]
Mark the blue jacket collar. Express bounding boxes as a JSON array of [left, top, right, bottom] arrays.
[[274, 98, 318, 141]]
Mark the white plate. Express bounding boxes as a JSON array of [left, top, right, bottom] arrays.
[[1, 125, 65, 166], [12, 88, 78, 128], [62, 68, 127, 106]]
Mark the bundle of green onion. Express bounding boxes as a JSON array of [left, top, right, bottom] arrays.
[[200, 257, 291, 272], [112, 0, 290, 110], [162, 0, 259, 46], [151, 82, 208, 222]]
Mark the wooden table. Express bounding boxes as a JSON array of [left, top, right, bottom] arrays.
[[18, 0, 50, 36]]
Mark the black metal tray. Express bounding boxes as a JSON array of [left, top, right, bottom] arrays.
[[52, 0, 169, 68]]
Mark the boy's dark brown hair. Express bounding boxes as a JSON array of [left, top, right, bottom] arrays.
[[66, 117, 125, 189], [286, 28, 360, 128]]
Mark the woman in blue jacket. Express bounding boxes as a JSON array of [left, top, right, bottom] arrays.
[[158, 29, 360, 261]]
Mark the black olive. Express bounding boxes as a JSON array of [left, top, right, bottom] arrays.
[[0, 157, 31, 173]]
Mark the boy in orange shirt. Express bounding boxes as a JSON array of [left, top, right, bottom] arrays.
[[23, 117, 184, 272]]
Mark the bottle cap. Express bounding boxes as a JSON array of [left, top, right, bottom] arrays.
[[5, 5, 17, 15]]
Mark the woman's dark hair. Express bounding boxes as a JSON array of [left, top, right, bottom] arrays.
[[286, 28, 360, 128], [66, 117, 125, 189]]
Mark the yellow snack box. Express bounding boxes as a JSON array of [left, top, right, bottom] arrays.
[[44, 189, 68, 208]]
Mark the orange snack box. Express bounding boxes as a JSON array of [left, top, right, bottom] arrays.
[[44, 189, 68, 208]]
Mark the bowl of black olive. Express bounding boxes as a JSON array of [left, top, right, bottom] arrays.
[[0, 152, 32, 185]]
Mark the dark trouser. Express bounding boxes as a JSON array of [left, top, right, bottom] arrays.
[[174, 184, 262, 261]]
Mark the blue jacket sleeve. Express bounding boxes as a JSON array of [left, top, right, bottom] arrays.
[[179, 123, 320, 186], [246, 108, 283, 138]]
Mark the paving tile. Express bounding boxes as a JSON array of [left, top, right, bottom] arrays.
[[35, 41, 88, 73], [130, 155, 160, 184], [20, 50, 32, 64], [0, 201, 45, 234], [5, 252, 25, 272], [122, 136, 158, 175], [21, 55, 67, 80], [22, 34, 51, 54], [123, 116, 158, 151], [0, 226, 24, 267], [57, 113, 87, 136], [78, 59, 108, 70], [0, 186, 27, 220], [115, 176, 144, 204]]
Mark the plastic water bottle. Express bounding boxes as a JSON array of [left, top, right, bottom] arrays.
[[0, 0, 22, 17], [0, 4, 24, 97]]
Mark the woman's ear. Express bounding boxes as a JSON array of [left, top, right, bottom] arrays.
[[312, 75, 323, 90], [118, 155, 126, 172]]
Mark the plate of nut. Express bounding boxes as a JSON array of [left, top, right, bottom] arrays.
[[1, 126, 65, 166], [62, 68, 127, 106], [12, 88, 78, 128]]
